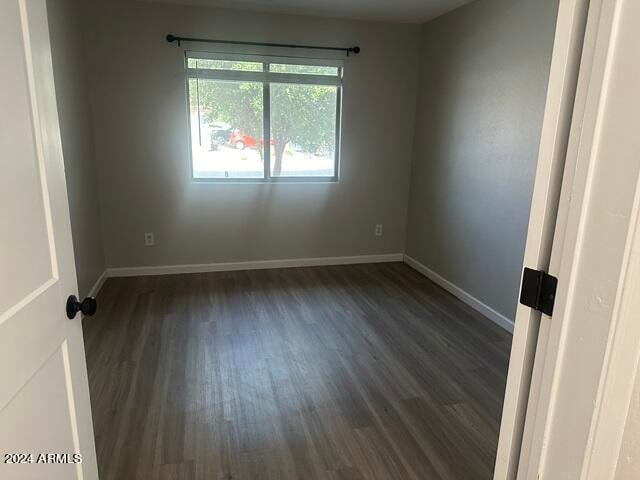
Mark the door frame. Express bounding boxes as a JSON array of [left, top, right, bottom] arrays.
[[517, 0, 640, 476], [498, 0, 640, 477], [494, 0, 591, 477]]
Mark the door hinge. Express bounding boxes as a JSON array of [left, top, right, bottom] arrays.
[[519, 267, 558, 316]]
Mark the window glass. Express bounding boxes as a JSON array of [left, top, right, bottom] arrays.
[[186, 54, 341, 181], [187, 58, 263, 72], [189, 78, 265, 179], [270, 83, 338, 177], [269, 64, 339, 76]]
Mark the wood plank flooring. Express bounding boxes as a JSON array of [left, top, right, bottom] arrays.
[[83, 262, 512, 480]]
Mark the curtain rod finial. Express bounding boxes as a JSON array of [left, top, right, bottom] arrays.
[[166, 34, 177, 43], [352, 46, 361, 54]]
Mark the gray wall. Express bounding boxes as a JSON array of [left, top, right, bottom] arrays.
[[405, 0, 559, 321], [47, 0, 106, 296], [82, 2, 420, 268]]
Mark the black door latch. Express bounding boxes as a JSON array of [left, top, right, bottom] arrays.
[[519, 268, 558, 316]]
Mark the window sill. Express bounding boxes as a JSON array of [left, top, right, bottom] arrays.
[[192, 177, 339, 184]]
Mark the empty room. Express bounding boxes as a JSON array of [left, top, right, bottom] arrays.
[[4, 0, 640, 479]]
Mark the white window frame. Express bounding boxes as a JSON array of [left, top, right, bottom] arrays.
[[185, 51, 344, 183]]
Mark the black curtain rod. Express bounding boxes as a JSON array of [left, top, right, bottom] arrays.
[[166, 34, 360, 55]]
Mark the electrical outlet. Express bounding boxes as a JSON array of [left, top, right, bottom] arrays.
[[144, 232, 155, 246], [375, 224, 383, 237]]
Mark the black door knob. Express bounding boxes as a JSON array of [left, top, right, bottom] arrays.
[[66, 295, 97, 319]]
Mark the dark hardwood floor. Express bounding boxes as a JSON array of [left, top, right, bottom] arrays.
[[83, 262, 512, 480]]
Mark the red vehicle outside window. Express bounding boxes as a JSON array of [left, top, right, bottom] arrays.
[[229, 130, 275, 150]]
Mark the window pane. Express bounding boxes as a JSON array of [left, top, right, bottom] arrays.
[[189, 78, 265, 179], [187, 58, 263, 72], [270, 83, 338, 177], [269, 63, 339, 76]]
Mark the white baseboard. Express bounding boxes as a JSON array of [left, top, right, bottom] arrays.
[[87, 269, 108, 298], [403, 255, 514, 333], [106, 253, 404, 278]]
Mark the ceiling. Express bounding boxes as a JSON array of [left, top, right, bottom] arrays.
[[140, 0, 475, 24]]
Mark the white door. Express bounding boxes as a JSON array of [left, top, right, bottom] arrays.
[[0, 1, 99, 479], [493, 0, 590, 478]]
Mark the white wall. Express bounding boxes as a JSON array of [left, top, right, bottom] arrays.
[[47, 0, 105, 296], [81, 1, 420, 268], [405, 0, 559, 321]]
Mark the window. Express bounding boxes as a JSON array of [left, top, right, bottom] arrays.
[[186, 53, 342, 181]]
